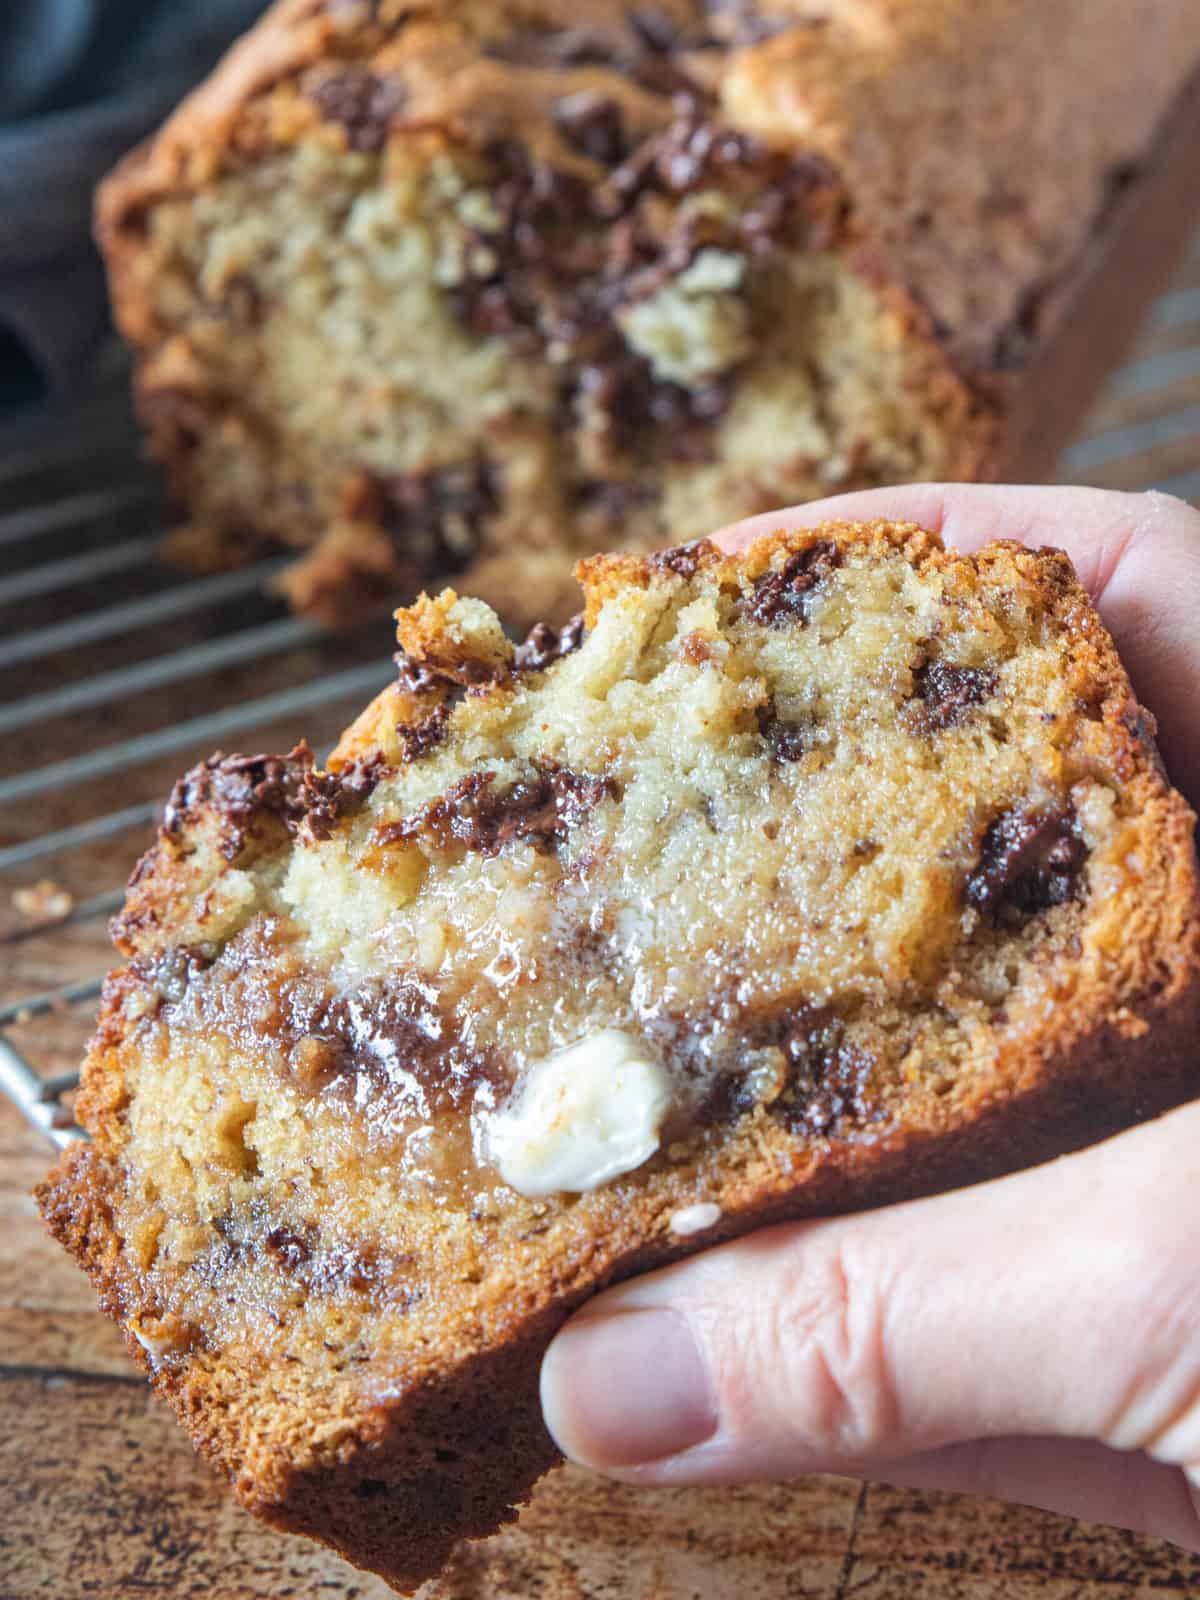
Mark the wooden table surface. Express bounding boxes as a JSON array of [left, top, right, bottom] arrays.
[[3, 236, 1200, 1597]]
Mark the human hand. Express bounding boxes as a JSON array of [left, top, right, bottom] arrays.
[[540, 485, 1200, 1548]]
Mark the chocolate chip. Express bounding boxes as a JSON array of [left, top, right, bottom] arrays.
[[265, 1226, 315, 1271], [395, 652, 454, 696], [749, 542, 842, 627], [791, 1043, 876, 1136], [309, 66, 406, 154], [913, 657, 998, 730], [757, 704, 808, 761], [513, 614, 587, 673], [696, 1071, 762, 1126], [448, 144, 596, 344], [577, 357, 733, 463], [128, 944, 214, 1002], [303, 753, 391, 841], [766, 1008, 878, 1135], [607, 103, 763, 199], [161, 746, 392, 855], [965, 804, 1088, 925], [379, 762, 619, 857], [448, 108, 835, 467], [697, 1002, 879, 1136], [386, 460, 499, 558], [163, 747, 315, 861], [555, 92, 630, 166], [395, 703, 452, 763], [648, 538, 718, 578], [364, 459, 500, 575]]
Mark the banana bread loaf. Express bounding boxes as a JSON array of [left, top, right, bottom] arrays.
[[38, 520, 1200, 1590], [97, 0, 1200, 624]]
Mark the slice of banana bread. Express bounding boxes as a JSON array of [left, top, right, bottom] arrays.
[[97, 0, 1200, 624], [38, 522, 1200, 1591]]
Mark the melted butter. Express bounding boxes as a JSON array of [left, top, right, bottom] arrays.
[[483, 1029, 672, 1197]]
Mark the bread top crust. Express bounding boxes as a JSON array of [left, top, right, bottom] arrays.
[[98, 0, 1200, 369]]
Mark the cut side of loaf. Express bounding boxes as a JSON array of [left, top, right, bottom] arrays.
[[38, 521, 1200, 1591], [97, 0, 1200, 624]]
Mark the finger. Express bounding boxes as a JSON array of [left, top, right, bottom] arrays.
[[869, 1436, 1200, 1552], [541, 1100, 1200, 1486], [713, 482, 1169, 567], [713, 484, 1200, 804]]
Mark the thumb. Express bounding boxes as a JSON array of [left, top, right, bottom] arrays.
[[540, 1101, 1200, 1487]]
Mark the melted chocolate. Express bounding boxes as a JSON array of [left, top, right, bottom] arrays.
[[373, 459, 500, 572], [395, 703, 453, 763], [395, 651, 455, 696], [379, 762, 619, 857], [757, 704, 808, 762], [648, 538, 719, 578], [554, 92, 631, 166], [781, 1041, 877, 1136], [162, 748, 314, 862], [156, 746, 390, 858], [309, 67, 406, 153], [576, 357, 733, 462], [448, 101, 835, 466], [304, 754, 391, 841], [512, 614, 587, 673], [129, 944, 215, 1003], [314, 976, 501, 1116], [761, 1006, 878, 1135], [913, 657, 999, 730], [965, 804, 1088, 925], [241, 1219, 418, 1307], [749, 542, 842, 627], [687, 999, 879, 1137]]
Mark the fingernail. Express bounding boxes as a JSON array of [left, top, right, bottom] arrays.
[[540, 1308, 717, 1469]]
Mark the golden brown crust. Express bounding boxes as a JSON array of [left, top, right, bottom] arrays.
[[37, 521, 1200, 1592]]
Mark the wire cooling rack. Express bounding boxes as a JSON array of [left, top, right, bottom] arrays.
[[3, 237, 1200, 1147]]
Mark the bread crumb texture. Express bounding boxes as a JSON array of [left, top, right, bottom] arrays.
[[38, 521, 1200, 1590]]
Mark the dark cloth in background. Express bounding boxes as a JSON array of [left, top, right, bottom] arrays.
[[0, 0, 266, 419]]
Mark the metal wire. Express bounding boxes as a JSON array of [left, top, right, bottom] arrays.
[[2, 249, 1199, 1150], [0, 1039, 88, 1149]]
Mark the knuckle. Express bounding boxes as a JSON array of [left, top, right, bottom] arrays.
[[742, 1234, 902, 1462]]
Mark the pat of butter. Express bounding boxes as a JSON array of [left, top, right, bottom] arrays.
[[670, 1202, 722, 1236], [487, 1029, 671, 1198]]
